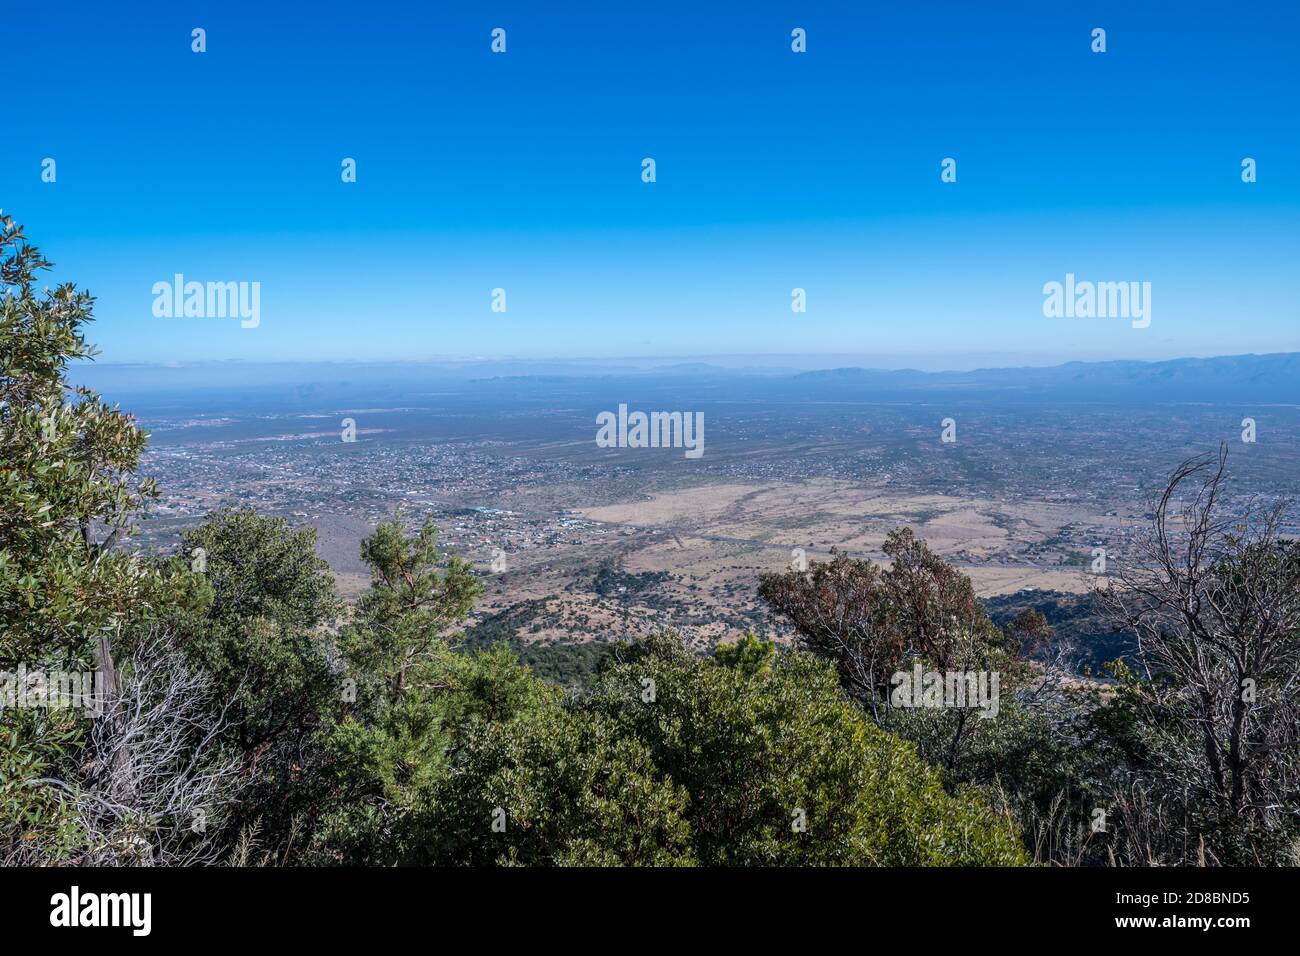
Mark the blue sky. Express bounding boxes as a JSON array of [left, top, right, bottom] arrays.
[[5, 0, 1297, 368]]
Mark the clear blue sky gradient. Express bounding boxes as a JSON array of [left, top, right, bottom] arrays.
[[5, 1, 1298, 367]]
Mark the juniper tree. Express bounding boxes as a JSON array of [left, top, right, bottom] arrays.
[[342, 514, 482, 696]]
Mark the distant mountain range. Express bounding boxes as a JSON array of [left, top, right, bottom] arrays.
[[74, 352, 1299, 408], [789, 353, 1300, 403]]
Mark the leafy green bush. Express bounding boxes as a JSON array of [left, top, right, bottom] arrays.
[[584, 633, 1028, 866]]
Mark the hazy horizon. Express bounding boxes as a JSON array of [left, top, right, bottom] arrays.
[[73, 347, 1300, 374]]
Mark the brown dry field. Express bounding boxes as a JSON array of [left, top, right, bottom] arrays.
[[437, 478, 1131, 650], [577, 479, 1113, 592]]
